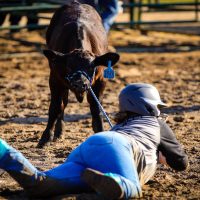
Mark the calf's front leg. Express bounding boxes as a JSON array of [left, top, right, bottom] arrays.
[[37, 94, 63, 148], [54, 90, 69, 141], [87, 80, 106, 133]]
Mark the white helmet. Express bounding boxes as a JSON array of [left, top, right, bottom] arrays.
[[119, 83, 167, 117]]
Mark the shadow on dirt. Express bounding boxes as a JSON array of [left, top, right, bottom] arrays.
[[1, 105, 199, 127], [162, 105, 200, 114], [0, 113, 92, 126], [0, 189, 26, 200], [116, 44, 200, 53], [0, 189, 103, 200]]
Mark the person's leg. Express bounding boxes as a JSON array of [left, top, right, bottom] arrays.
[[9, 14, 22, 33], [26, 161, 90, 197], [26, 3, 39, 31], [100, 0, 119, 32], [74, 131, 142, 199], [43, 161, 90, 195], [0, 139, 89, 197], [27, 14, 39, 31], [0, 139, 44, 194], [0, 14, 7, 26]]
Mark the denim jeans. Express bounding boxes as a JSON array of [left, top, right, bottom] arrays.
[[82, 0, 119, 32], [99, 0, 119, 32], [0, 132, 141, 198]]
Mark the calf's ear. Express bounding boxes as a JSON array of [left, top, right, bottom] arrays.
[[43, 49, 65, 61], [93, 52, 120, 67]]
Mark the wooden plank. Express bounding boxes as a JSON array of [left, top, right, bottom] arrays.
[[0, 52, 42, 60], [0, 35, 46, 48], [123, 2, 200, 8], [115, 19, 197, 26], [0, 4, 60, 13], [0, 24, 49, 31]]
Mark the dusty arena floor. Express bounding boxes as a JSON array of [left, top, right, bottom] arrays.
[[0, 28, 200, 199]]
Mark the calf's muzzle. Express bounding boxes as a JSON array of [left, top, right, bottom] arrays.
[[65, 71, 91, 93]]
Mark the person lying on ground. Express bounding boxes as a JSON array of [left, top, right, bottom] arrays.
[[0, 83, 188, 199]]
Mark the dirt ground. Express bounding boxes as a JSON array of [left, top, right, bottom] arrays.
[[0, 27, 200, 200]]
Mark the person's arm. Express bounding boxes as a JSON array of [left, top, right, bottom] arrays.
[[157, 118, 188, 171]]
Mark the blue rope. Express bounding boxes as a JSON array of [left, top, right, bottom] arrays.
[[87, 86, 113, 128], [66, 69, 113, 128]]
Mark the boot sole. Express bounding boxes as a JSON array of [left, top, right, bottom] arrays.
[[81, 168, 124, 200]]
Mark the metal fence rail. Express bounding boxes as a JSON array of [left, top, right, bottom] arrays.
[[0, 0, 199, 31], [0, 0, 60, 31], [115, 0, 200, 28]]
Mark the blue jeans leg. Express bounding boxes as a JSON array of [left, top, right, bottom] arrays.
[[0, 131, 142, 198], [44, 161, 90, 193], [0, 145, 45, 196], [69, 131, 142, 198], [100, 0, 119, 32], [0, 141, 89, 197]]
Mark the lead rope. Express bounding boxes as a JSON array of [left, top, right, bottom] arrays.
[[66, 62, 114, 128], [86, 62, 114, 128], [87, 85, 113, 128]]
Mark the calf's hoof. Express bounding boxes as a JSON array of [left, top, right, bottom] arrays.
[[37, 130, 54, 148], [54, 121, 65, 141], [53, 134, 63, 142]]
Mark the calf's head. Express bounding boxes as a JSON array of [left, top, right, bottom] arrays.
[[43, 49, 119, 102]]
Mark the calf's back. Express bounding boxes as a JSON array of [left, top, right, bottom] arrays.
[[46, 1, 108, 55]]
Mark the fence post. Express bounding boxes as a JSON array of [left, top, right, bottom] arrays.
[[129, 0, 135, 28], [137, 0, 142, 29], [195, 0, 199, 21]]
